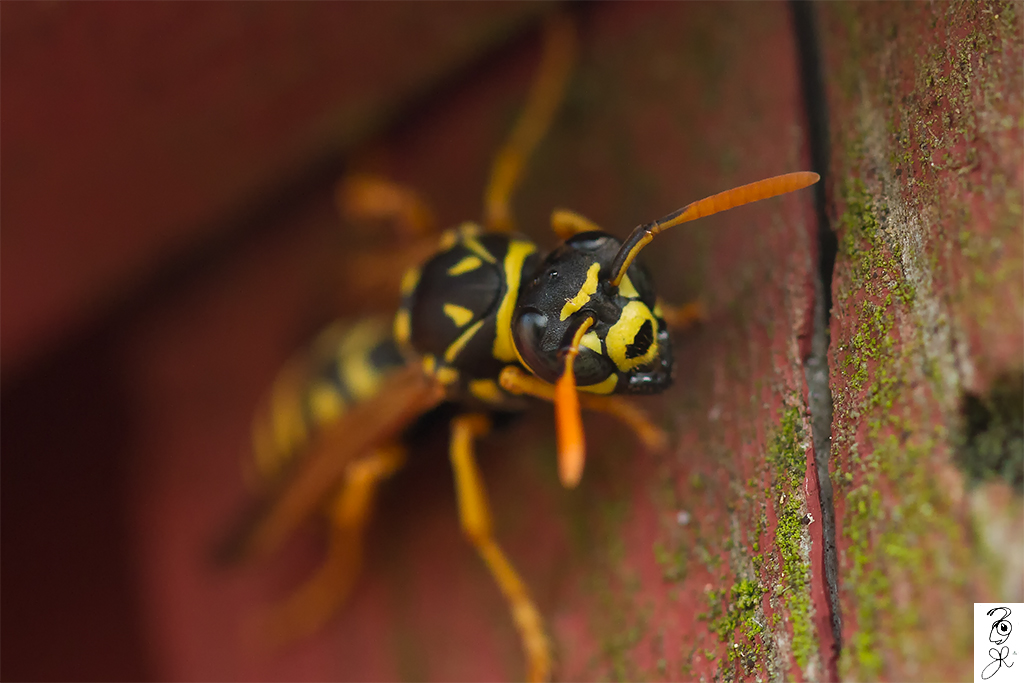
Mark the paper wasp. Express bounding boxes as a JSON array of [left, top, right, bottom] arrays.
[[219, 13, 818, 682]]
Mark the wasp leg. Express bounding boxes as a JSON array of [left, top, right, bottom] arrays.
[[250, 444, 406, 648], [484, 13, 576, 233], [657, 299, 707, 331], [450, 414, 551, 682], [549, 208, 604, 240], [334, 174, 441, 304], [499, 367, 668, 452], [336, 173, 438, 238]]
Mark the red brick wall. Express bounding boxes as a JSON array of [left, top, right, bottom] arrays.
[[819, 2, 1023, 680], [3, 3, 1020, 681]]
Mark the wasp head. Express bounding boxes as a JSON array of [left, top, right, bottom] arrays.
[[511, 231, 672, 394]]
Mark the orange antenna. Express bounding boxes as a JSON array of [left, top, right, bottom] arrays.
[[554, 316, 594, 488], [608, 171, 820, 287]]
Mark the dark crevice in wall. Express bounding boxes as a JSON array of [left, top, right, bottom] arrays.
[[790, 1, 843, 677], [956, 372, 1024, 493]]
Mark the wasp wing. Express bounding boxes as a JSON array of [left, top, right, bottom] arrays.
[[215, 363, 444, 564]]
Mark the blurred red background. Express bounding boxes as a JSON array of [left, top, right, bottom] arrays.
[[3, 2, 1019, 682]]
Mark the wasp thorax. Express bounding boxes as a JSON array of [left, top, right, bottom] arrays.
[[511, 231, 673, 394]]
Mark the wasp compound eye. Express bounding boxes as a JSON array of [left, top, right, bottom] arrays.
[[513, 307, 617, 387], [513, 309, 561, 382], [512, 307, 614, 387]]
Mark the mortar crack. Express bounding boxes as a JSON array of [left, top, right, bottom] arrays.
[[791, 2, 842, 679]]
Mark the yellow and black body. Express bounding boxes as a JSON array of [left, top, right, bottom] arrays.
[[249, 318, 408, 486], [225, 13, 819, 682], [393, 221, 674, 409], [510, 230, 672, 394], [394, 224, 538, 411]]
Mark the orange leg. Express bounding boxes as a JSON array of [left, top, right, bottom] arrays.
[[499, 367, 667, 452], [336, 173, 437, 238], [549, 208, 604, 240], [247, 445, 406, 648], [449, 414, 552, 682], [484, 13, 577, 233], [333, 174, 441, 306], [657, 299, 706, 331]]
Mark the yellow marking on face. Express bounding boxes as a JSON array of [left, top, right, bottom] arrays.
[[560, 262, 601, 321], [580, 330, 603, 355], [443, 303, 475, 328], [308, 381, 345, 424], [469, 378, 505, 404], [447, 255, 483, 276], [393, 308, 411, 345], [492, 239, 538, 362], [444, 319, 484, 364], [343, 348, 383, 400], [653, 301, 664, 318], [618, 272, 639, 299], [435, 366, 459, 385], [461, 234, 497, 263], [579, 373, 618, 394], [606, 300, 659, 371], [400, 267, 421, 297]]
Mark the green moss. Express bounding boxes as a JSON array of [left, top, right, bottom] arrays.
[[565, 446, 663, 681], [588, 576, 651, 682], [838, 178, 880, 260], [767, 405, 806, 486], [705, 579, 763, 641], [766, 405, 817, 670], [837, 179, 915, 309], [652, 539, 689, 583], [670, 400, 816, 679], [678, 647, 696, 680], [830, 169, 981, 679], [701, 578, 767, 677], [586, 549, 649, 682], [752, 512, 766, 554]]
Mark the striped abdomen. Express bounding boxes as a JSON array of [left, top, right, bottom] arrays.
[[250, 317, 407, 485]]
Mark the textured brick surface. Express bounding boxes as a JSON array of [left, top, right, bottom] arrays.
[[818, 1, 1023, 680], [7, 3, 1021, 682], [27, 2, 1022, 681]]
